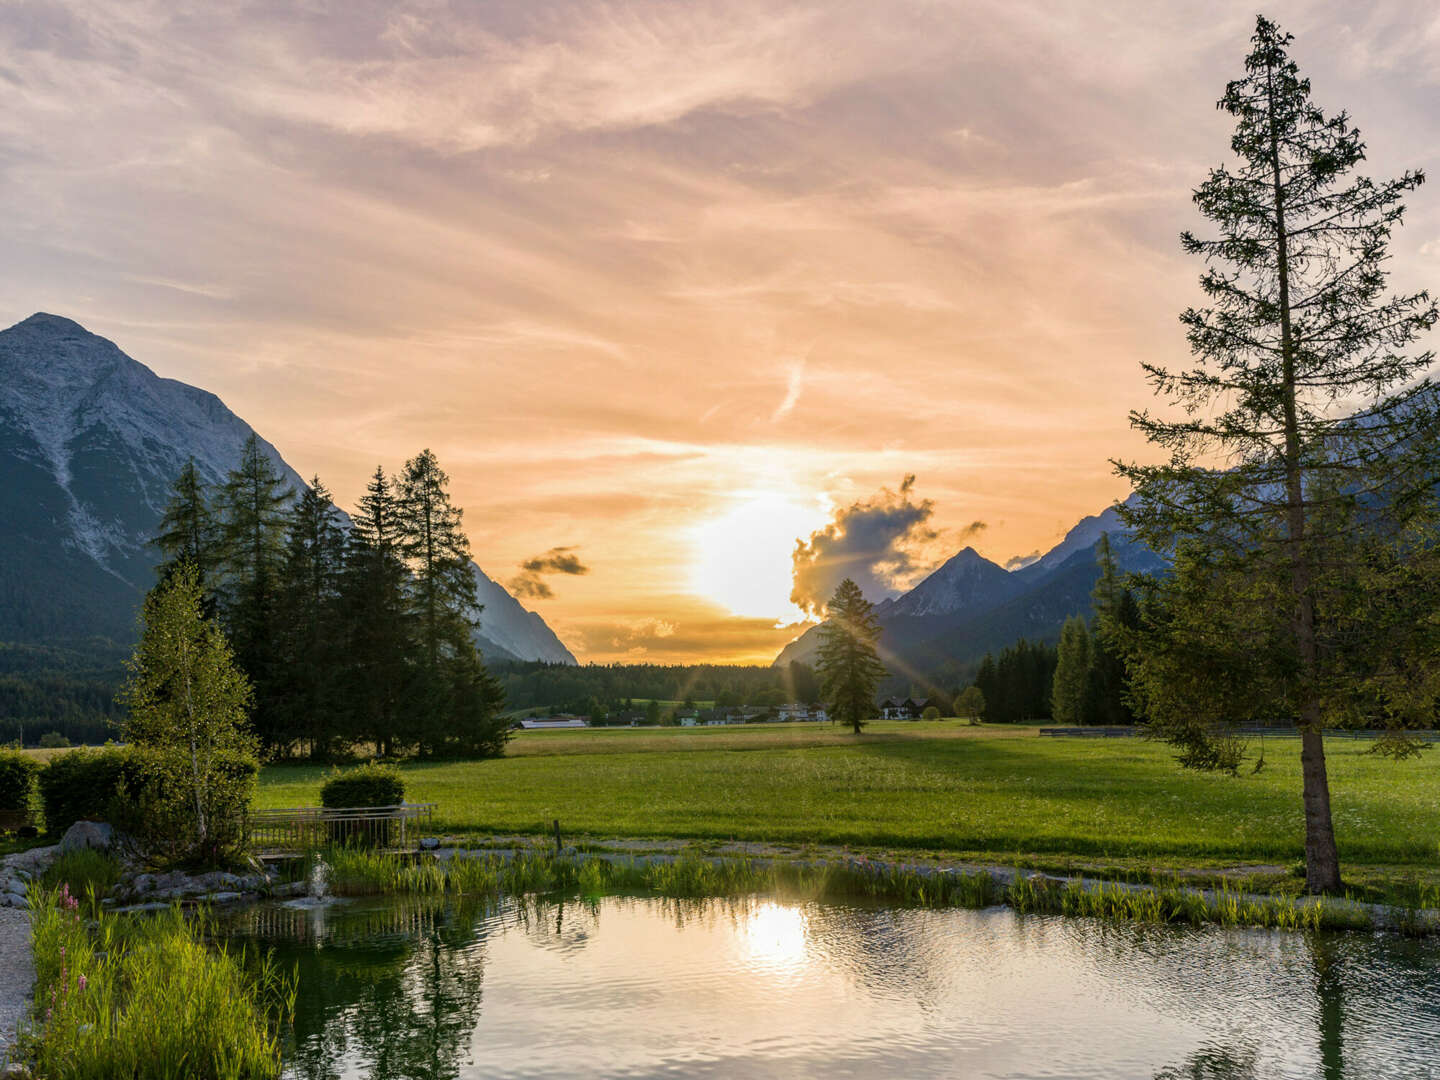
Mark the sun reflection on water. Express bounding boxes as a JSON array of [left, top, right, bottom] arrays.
[[740, 901, 809, 974]]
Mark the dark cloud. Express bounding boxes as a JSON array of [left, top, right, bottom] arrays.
[[790, 474, 940, 616], [1004, 550, 1042, 571], [510, 546, 589, 599]]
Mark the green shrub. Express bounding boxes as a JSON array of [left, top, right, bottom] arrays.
[[38, 745, 258, 864], [921, 706, 941, 720], [37, 747, 132, 835], [38, 731, 71, 749], [0, 748, 40, 814], [320, 763, 406, 846], [320, 763, 405, 809], [111, 748, 260, 868]]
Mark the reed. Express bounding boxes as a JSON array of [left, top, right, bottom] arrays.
[[24, 885, 295, 1080]]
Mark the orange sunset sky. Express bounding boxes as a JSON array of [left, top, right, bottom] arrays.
[[3, 1, 1438, 663]]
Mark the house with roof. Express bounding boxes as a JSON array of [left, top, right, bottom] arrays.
[[880, 697, 923, 720]]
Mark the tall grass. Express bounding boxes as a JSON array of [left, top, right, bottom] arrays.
[[41, 849, 122, 912], [24, 886, 295, 1080], [312, 846, 1392, 933]]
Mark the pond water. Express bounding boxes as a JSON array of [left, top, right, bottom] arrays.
[[224, 894, 1440, 1079]]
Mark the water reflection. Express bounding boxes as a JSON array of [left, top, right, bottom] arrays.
[[223, 894, 1440, 1080]]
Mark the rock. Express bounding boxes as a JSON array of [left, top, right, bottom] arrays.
[[3, 881, 24, 898], [3, 844, 59, 876], [419, 837, 440, 850], [198, 891, 243, 904], [59, 821, 115, 854]]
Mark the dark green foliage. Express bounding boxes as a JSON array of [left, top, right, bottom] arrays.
[[37, 747, 132, 834], [0, 748, 39, 814], [152, 458, 219, 595], [216, 435, 294, 756], [272, 478, 347, 760], [817, 579, 889, 734], [338, 466, 416, 759], [973, 639, 1058, 723], [321, 762, 406, 808]]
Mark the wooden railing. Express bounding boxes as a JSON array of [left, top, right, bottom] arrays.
[[249, 803, 437, 851]]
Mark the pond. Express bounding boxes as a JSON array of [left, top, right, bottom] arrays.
[[223, 893, 1440, 1079]]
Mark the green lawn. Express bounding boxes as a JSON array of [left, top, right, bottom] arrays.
[[257, 722, 1440, 872]]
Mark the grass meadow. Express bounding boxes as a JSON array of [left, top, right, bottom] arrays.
[[257, 721, 1440, 873]]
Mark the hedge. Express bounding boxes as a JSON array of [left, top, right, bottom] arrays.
[[0, 749, 41, 816], [37, 746, 260, 842], [320, 763, 405, 809], [36, 747, 132, 835]]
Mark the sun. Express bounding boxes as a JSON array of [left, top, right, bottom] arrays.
[[691, 492, 825, 622]]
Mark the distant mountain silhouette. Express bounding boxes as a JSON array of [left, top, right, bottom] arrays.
[[774, 500, 1162, 683], [0, 312, 576, 666]]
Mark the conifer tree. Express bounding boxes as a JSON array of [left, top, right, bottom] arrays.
[[339, 466, 415, 757], [1051, 616, 1092, 725], [1086, 534, 1139, 727], [275, 477, 347, 759], [816, 579, 888, 734], [152, 459, 218, 592], [1116, 16, 1439, 892], [397, 450, 479, 662], [396, 449, 503, 757], [216, 434, 294, 753]]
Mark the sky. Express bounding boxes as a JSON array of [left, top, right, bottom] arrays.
[[2, 0, 1438, 664]]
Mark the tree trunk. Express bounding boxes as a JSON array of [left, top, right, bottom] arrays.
[[1266, 57, 1341, 894], [1300, 722, 1342, 893]]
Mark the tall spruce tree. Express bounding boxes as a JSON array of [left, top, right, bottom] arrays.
[[1116, 17, 1439, 892], [816, 579, 888, 734], [275, 477, 348, 759], [1086, 534, 1139, 727], [152, 459, 219, 592], [216, 434, 294, 753], [396, 450, 478, 666], [395, 449, 505, 758], [1051, 616, 1092, 725], [340, 467, 415, 758]]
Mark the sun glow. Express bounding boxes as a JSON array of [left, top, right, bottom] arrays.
[[691, 492, 827, 622], [741, 901, 810, 974]]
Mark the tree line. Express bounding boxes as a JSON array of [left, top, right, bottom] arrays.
[[494, 659, 821, 715], [153, 436, 506, 761]]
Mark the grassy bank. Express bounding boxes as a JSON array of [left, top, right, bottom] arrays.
[[258, 722, 1440, 870], [307, 847, 1403, 934]]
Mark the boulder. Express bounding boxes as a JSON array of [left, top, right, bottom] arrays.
[[59, 821, 115, 854]]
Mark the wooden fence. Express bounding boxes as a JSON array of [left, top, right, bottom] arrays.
[[249, 803, 437, 851]]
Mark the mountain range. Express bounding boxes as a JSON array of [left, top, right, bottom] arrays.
[[0, 313, 576, 667], [773, 503, 1165, 685]]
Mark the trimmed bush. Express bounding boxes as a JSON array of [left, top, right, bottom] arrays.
[[0, 748, 40, 810], [921, 706, 942, 720], [320, 762, 405, 809], [321, 763, 406, 846], [37, 747, 132, 835]]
